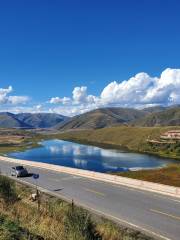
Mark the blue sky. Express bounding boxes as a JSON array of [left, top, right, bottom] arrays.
[[0, 0, 180, 115]]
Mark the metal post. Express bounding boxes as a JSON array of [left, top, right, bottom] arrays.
[[72, 199, 74, 212], [33, 174, 40, 212]]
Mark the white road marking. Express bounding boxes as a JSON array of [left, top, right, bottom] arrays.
[[86, 177, 180, 203], [48, 176, 82, 182], [84, 188, 106, 197], [150, 209, 180, 221]]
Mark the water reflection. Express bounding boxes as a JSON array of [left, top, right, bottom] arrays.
[[8, 139, 176, 173], [73, 158, 88, 168]]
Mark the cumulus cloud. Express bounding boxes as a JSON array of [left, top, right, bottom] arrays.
[[49, 68, 180, 116], [49, 105, 93, 116], [50, 96, 71, 105], [72, 86, 87, 103], [0, 86, 13, 104], [72, 86, 99, 105], [0, 85, 13, 95], [8, 96, 29, 105], [101, 68, 180, 106], [0, 86, 29, 105], [2, 68, 180, 116]]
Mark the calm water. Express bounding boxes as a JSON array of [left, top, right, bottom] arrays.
[[8, 139, 176, 173]]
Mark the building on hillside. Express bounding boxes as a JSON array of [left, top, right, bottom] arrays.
[[160, 130, 180, 140]]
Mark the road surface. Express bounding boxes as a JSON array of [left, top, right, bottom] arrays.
[[0, 160, 179, 240]]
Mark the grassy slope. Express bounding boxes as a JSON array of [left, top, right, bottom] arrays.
[[0, 214, 42, 240], [56, 126, 180, 159], [114, 164, 180, 187], [57, 107, 146, 130], [0, 176, 153, 240], [0, 129, 44, 155], [134, 107, 180, 126]]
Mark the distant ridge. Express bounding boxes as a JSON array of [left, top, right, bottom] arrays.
[[17, 113, 68, 128], [0, 112, 68, 129], [56, 107, 146, 130], [0, 105, 179, 129], [0, 112, 31, 128], [134, 106, 180, 126], [142, 106, 167, 113]]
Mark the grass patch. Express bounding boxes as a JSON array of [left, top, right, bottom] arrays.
[[114, 164, 180, 187], [0, 129, 44, 155], [0, 214, 42, 240]]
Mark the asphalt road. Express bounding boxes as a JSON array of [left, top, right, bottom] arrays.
[[0, 160, 180, 240]]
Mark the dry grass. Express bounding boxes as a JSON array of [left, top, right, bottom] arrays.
[[0, 129, 43, 154], [115, 164, 180, 187], [0, 177, 154, 240], [0, 135, 25, 144]]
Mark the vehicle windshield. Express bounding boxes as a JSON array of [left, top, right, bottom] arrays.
[[16, 166, 24, 170]]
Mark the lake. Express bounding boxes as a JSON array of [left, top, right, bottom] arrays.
[[8, 139, 176, 173]]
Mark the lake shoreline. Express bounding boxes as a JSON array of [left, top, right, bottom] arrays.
[[7, 138, 177, 173], [55, 136, 180, 161], [53, 127, 180, 161]]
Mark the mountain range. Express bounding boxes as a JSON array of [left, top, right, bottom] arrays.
[[0, 112, 68, 129], [56, 107, 146, 130], [56, 106, 180, 130], [134, 106, 180, 127], [0, 105, 179, 129]]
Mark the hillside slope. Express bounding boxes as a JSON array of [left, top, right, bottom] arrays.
[[0, 112, 68, 128], [57, 107, 146, 130], [0, 112, 30, 128], [135, 107, 180, 126], [16, 113, 68, 128]]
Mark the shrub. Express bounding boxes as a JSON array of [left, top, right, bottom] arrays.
[[64, 207, 97, 240], [0, 214, 43, 240], [0, 175, 18, 204]]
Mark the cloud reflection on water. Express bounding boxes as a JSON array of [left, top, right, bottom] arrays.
[[8, 139, 175, 173]]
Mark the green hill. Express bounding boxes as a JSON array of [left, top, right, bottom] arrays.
[[0, 112, 68, 129], [0, 112, 30, 128], [135, 107, 180, 126], [17, 113, 68, 128], [57, 107, 146, 130]]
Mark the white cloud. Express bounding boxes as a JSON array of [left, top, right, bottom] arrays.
[[0, 86, 29, 105], [0, 104, 47, 114], [101, 68, 180, 106], [72, 86, 98, 105], [0, 86, 13, 95], [50, 86, 98, 106], [73, 86, 87, 103], [50, 96, 71, 105], [0, 86, 13, 104], [48, 68, 180, 116], [101, 72, 153, 105], [8, 96, 29, 105], [2, 68, 180, 116]]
